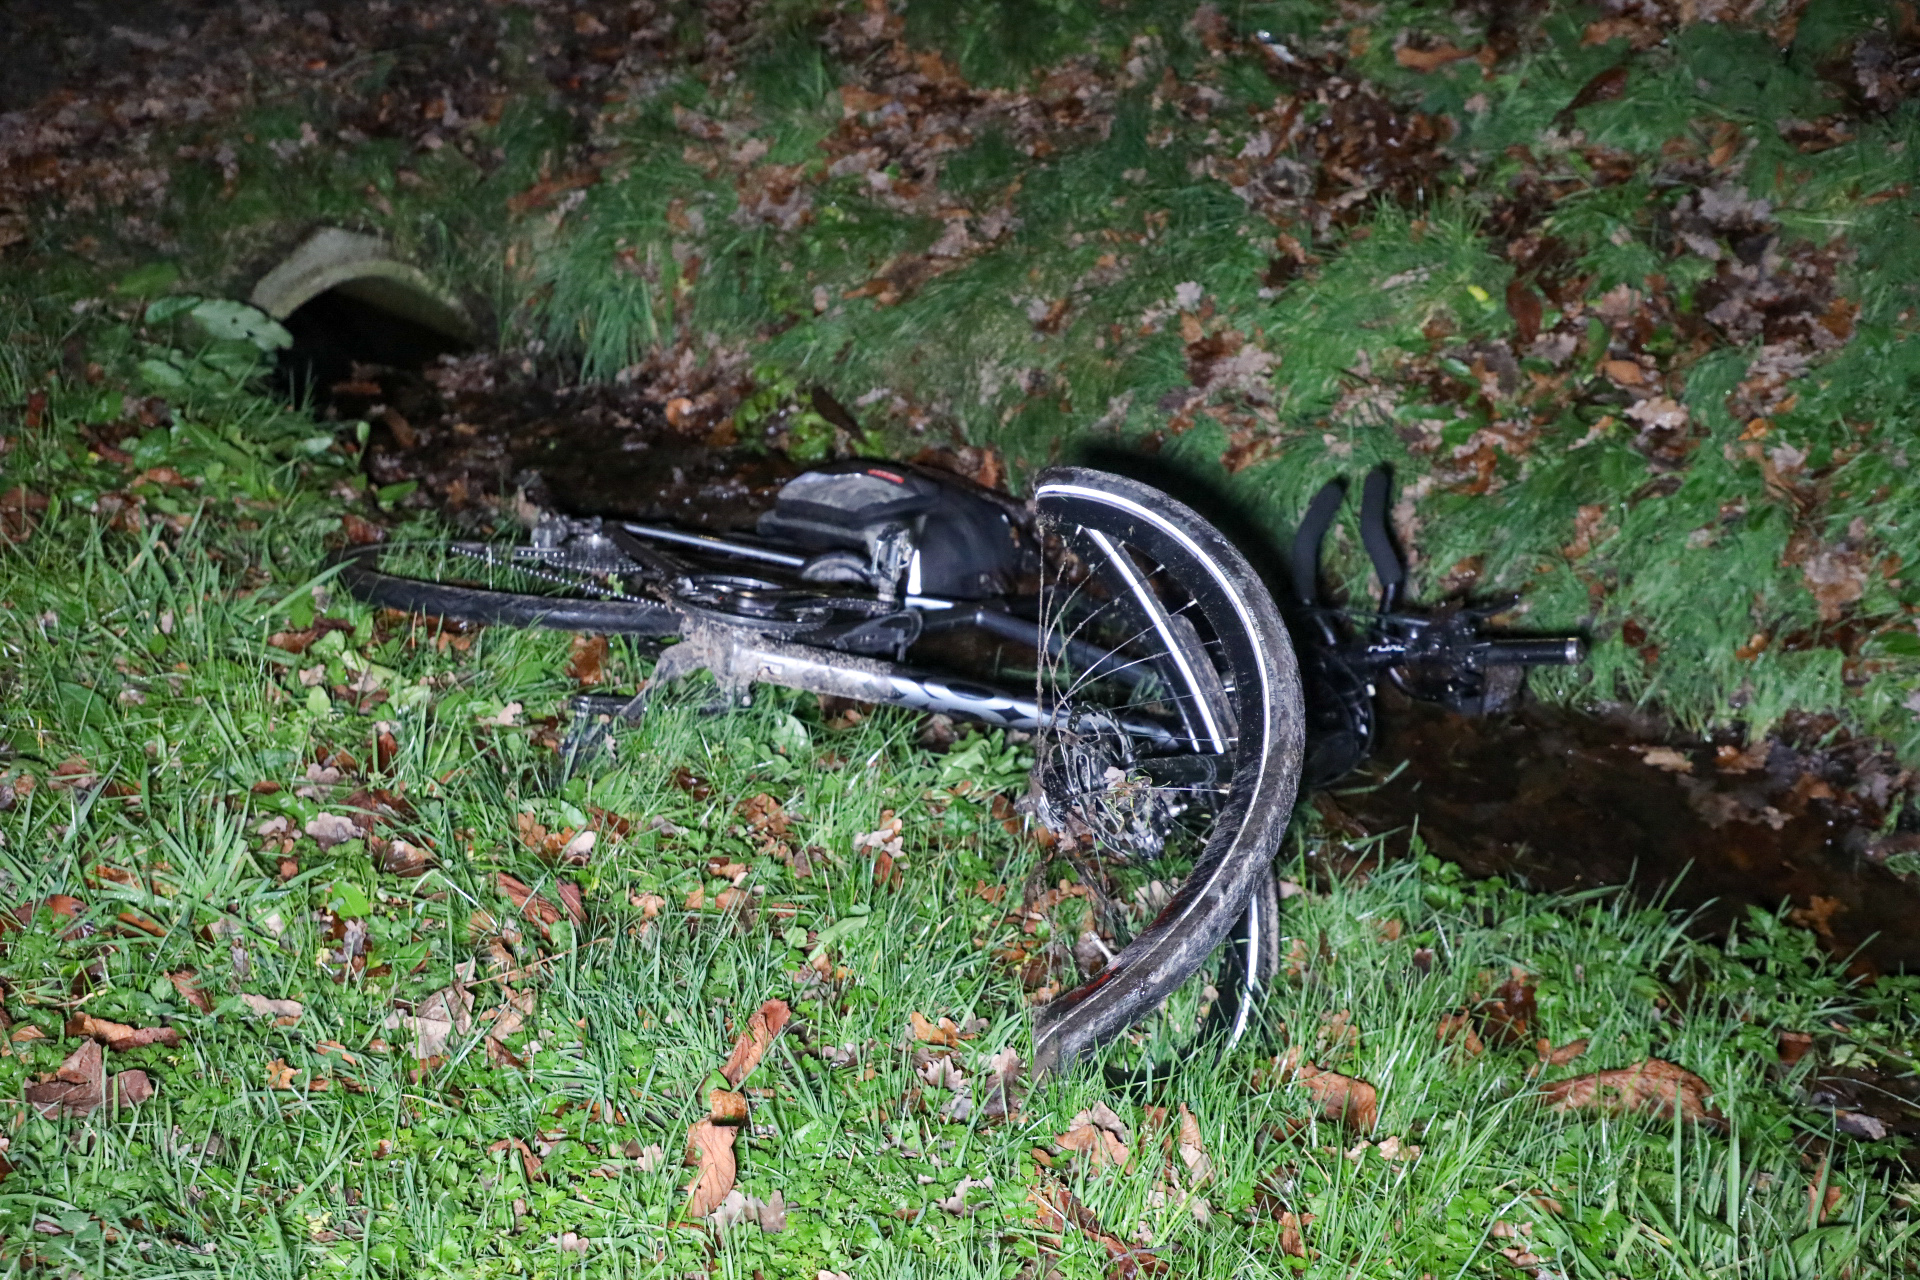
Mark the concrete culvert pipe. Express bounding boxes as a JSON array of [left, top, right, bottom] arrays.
[[250, 228, 476, 399]]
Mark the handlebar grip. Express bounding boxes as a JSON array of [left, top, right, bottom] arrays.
[[1477, 636, 1586, 666], [1358, 467, 1406, 599]]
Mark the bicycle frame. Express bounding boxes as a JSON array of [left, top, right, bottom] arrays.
[[567, 522, 1192, 752]]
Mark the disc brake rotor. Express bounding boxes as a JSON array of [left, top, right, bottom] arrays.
[[1032, 715, 1176, 862]]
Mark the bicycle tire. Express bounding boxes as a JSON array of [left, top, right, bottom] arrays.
[[328, 545, 685, 636], [1028, 467, 1305, 1076]]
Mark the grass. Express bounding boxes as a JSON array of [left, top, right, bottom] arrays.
[[0, 299, 1917, 1274], [11, 1, 1920, 755], [3, 1, 1920, 1275]]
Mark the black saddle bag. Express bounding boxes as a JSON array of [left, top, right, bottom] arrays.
[[757, 460, 1027, 599]]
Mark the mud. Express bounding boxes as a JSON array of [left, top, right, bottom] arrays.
[[310, 348, 796, 533], [1325, 691, 1920, 975]]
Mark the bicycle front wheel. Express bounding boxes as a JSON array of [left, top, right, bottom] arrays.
[[1027, 467, 1305, 1076]]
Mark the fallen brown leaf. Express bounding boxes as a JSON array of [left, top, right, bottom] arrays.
[[507, 167, 599, 216], [1537, 1037, 1589, 1066], [1808, 1162, 1844, 1226], [909, 1010, 960, 1048], [1057, 1102, 1131, 1169], [1280, 1048, 1378, 1130], [1395, 42, 1477, 72], [1279, 1210, 1310, 1258], [115, 1069, 154, 1105], [66, 1013, 180, 1052], [1633, 745, 1693, 774], [265, 1058, 299, 1090], [708, 1088, 749, 1125], [1778, 1030, 1813, 1066], [1375, 1134, 1420, 1162], [1479, 970, 1538, 1046], [980, 1046, 1024, 1119], [238, 993, 304, 1024], [683, 1119, 737, 1220], [1556, 64, 1630, 125], [1437, 1012, 1485, 1058], [1029, 1179, 1166, 1276], [0, 486, 47, 544], [757, 1187, 787, 1233], [384, 978, 474, 1060], [566, 633, 608, 686], [555, 881, 586, 929], [23, 1040, 152, 1116], [1175, 1104, 1213, 1186], [1542, 1058, 1726, 1128], [496, 872, 563, 933], [1601, 358, 1645, 385], [488, 1136, 544, 1182], [720, 999, 792, 1087], [376, 837, 430, 877]]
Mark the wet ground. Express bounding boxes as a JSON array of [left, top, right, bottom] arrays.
[[1326, 693, 1920, 976], [295, 290, 798, 532]]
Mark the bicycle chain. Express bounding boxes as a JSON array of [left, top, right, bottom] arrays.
[[447, 543, 639, 601]]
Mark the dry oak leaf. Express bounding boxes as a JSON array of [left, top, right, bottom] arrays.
[[24, 1039, 153, 1117], [496, 873, 563, 932], [265, 1058, 299, 1090], [909, 1011, 961, 1048], [1028, 1179, 1166, 1276], [1633, 745, 1694, 774], [488, 1136, 544, 1182], [720, 999, 792, 1087], [1479, 970, 1538, 1046], [1279, 1048, 1379, 1130], [65, 1013, 180, 1052], [385, 979, 474, 1060], [1777, 1030, 1813, 1066], [555, 881, 586, 929], [1542, 1058, 1726, 1128], [304, 812, 359, 849], [1279, 1211, 1311, 1259], [683, 1118, 738, 1220], [1175, 1103, 1213, 1186], [1057, 1101, 1132, 1169]]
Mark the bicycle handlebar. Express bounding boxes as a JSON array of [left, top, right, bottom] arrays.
[[1473, 636, 1586, 666]]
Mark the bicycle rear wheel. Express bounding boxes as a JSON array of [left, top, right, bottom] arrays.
[[1027, 468, 1304, 1076], [329, 540, 684, 636]]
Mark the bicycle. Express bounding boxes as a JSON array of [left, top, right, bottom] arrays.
[[333, 460, 1580, 1076]]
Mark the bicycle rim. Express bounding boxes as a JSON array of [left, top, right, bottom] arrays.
[[1027, 468, 1304, 1077]]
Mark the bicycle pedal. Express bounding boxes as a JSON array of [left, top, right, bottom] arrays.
[[555, 692, 650, 785]]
